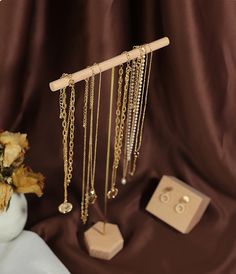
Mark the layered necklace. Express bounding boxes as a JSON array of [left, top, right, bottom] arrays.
[[57, 47, 153, 222], [122, 47, 153, 185]]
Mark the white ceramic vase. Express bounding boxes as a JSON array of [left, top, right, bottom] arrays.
[[0, 193, 27, 242]]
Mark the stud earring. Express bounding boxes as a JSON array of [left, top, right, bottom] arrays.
[[159, 187, 172, 204], [174, 195, 190, 214]]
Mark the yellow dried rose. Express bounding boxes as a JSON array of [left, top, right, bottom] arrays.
[[3, 144, 22, 167], [0, 182, 13, 213], [0, 131, 29, 150], [0, 131, 29, 167], [12, 166, 45, 197]]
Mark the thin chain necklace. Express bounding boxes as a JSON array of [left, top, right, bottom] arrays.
[[108, 55, 131, 198], [104, 67, 115, 222], [88, 65, 102, 204], [81, 78, 89, 223], [107, 64, 123, 199], [129, 48, 145, 163], [81, 66, 101, 223], [58, 73, 76, 214], [121, 47, 153, 184], [81, 68, 96, 223], [130, 48, 149, 175], [122, 58, 137, 184], [130, 48, 153, 177], [121, 49, 145, 184], [86, 68, 95, 215]]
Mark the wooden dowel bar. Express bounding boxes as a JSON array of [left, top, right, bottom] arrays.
[[49, 37, 170, 92]]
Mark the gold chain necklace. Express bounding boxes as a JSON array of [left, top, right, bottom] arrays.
[[88, 65, 102, 204], [86, 67, 95, 216], [104, 67, 115, 221], [129, 48, 144, 163], [82, 67, 96, 223], [121, 49, 143, 183], [122, 58, 137, 184], [122, 46, 151, 183], [81, 65, 101, 223], [57, 46, 152, 217], [58, 73, 76, 214], [129, 47, 147, 175], [81, 78, 89, 223], [107, 65, 123, 199], [130, 47, 153, 176], [108, 54, 131, 198]]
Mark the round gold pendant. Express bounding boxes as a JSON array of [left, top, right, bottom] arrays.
[[107, 188, 118, 199], [88, 189, 97, 204], [58, 202, 73, 214]]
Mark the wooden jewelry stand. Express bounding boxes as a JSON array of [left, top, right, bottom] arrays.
[[49, 37, 170, 260], [49, 37, 170, 92]]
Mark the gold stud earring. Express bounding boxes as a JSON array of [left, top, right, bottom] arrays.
[[159, 187, 172, 204], [175, 195, 190, 214]]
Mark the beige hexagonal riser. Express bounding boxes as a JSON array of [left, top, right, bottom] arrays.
[[84, 222, 124, 260]]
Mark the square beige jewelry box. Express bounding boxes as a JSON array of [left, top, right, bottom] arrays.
[[146, 175, 211, 233]]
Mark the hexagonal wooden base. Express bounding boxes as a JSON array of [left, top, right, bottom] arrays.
[[84, 222, 124, 260]]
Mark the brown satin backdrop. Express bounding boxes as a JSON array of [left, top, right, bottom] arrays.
[[0, 0, 236, 273]]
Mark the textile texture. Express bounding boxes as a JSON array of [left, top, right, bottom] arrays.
[[0, 0, 236, 273]]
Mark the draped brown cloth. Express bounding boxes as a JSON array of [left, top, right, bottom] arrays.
[[1, 0, 236, 273]]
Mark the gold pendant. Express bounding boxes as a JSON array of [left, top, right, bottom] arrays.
[[121, 178, 127, 185], [58, 202, 73, 214], [107, 187, 118, 199], [88, 189, 97, 204]]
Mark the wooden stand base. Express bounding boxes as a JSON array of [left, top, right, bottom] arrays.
[[84, 221, 124, 260]]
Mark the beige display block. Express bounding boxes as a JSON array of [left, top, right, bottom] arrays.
[[84, 222, 124, 260], [146, 175, 211, 233]]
